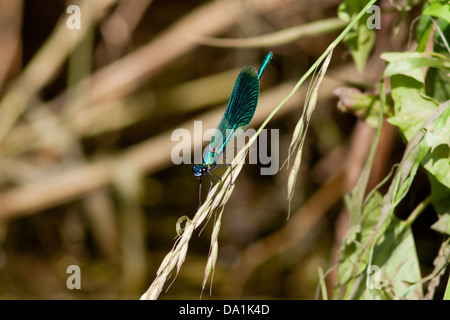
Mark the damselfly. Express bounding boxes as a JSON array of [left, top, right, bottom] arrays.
[[192, 52, 273, 205]]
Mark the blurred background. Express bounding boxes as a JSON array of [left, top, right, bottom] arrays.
[[0, 0, 444, 299]]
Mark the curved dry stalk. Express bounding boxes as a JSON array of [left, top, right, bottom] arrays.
[[190, 18, 345, 48]]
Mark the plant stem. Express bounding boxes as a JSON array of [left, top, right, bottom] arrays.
[[405, 195, 431, 227]]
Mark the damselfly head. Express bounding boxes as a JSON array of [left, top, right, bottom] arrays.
[[192, 165, 207, 178]]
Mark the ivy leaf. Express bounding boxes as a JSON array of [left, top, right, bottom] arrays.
[[431, 214, 450, 236], [423, 1, 450, 24]]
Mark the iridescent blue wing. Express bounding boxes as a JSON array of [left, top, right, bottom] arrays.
[[205, 66, 259, 164], [221, 66, 260, 135], [203, 52, 273, 166]]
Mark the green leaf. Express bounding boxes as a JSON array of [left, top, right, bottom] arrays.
[[384, 57, 450, 78], [428, 173, 450, 217], [381, 52, 434, 83], [335, 192, 423, 299], [335, 105, 445, 299], [338, 0, 376, 72], [431, 213, 450, 236], [388, 75, 438, 140], [334, 191, 383, 298], [423, 1, 450, 24], [369, 218, 423, 299], [445, 275, 450, 300], [422, 103, 450, 150], [421, 104, 450, 189], [385, 55, 449, 192], [426, 65, 450, 102], [422, 144, 450, 189]]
